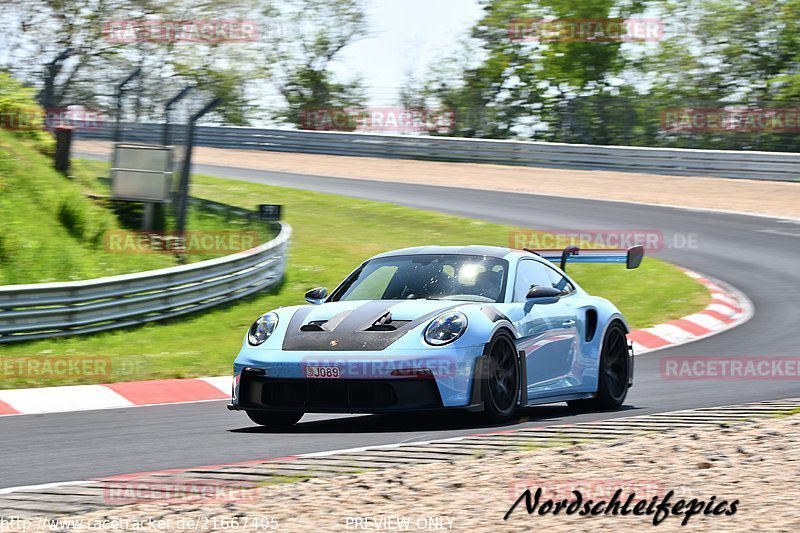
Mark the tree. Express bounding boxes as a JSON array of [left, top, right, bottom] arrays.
[[0, 0, 259, 124], [404, 0, 646, 141], [262, 0, 368, 129], [642, 0, 800, 150]]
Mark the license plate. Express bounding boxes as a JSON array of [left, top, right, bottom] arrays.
[[305, 366, 341, 379]]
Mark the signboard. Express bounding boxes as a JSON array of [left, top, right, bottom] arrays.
[[111, 144, 174, 203], [258, 204, 282, 220]]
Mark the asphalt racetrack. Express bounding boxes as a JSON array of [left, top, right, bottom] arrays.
[[1, 161, 798, 489]]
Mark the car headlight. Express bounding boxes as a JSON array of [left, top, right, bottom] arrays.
[[247, 312, 279, 346], [424, 311, 467, 346]]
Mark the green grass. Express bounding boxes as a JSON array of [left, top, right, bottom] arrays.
[[0, 135, 272, 284], [0, 158, 709, 389], [0, 131, 172, 284]]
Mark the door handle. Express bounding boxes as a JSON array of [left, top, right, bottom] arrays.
[[561, 320, 576, 328]]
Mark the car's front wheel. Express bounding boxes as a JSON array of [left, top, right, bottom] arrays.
[[245, 410, 304, 428], [568, 321, 631, 411], [481, 331, 520, 423]]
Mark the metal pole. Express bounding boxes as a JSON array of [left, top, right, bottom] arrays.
[[163, 86, 194, 146], [113, 68, 142, 143], [40, 48, 72, 110], [175, 97, 221, 238]]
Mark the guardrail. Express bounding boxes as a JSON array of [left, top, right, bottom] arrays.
[[77, 122, 800, 181], [0, 222, 291, 343]]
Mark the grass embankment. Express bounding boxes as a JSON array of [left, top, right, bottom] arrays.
[[0, 131, 173, 284], [0, 133, 272, 285], [0, 156, 710, 389]]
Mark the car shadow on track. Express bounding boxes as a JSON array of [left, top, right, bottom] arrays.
[[229, 404, 642, 434]]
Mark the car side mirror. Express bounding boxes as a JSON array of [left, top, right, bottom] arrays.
[[305, 287, 328, 305], [627, 245, 644, 269], [526, 286, 561, 304]]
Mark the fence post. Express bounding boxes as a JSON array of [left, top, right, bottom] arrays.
[[175, 97, 221, 238], [113, 68, 142, 144], [163, 86, 194, 146]]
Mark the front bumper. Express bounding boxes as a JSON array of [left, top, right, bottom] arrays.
[[232, 345, 485, 409], [230, 369, 447, 413]]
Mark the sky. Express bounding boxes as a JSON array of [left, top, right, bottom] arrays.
[[330, 0, 484, 105]]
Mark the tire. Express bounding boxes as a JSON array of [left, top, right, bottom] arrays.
[[568, 321, 631, 411], [245, 410, 304, 428], [481, 331, 520, 423]]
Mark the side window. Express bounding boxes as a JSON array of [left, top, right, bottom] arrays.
[[513, 260, 553, 301], [545, 266, 575, 295]]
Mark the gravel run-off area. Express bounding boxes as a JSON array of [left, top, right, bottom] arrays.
[[4, 413, 798, 532]]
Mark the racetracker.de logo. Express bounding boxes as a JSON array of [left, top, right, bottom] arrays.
[[508, 479, 666, 503], [1, 356, 112, 379], [104, 231, 259, 255], [661, 356, 800, 380], [300, 356, 459, 379], [661, 108, 800, 133], [0, 108, 105, 131], [103, 480, 260, 505], [510, 229, 667, 253], [299, 107, 456, 133], [508, 18, 663, 42], [103, 19, 259, 43]]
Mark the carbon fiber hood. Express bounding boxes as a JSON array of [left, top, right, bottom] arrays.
[[281, 300, 462, 351]]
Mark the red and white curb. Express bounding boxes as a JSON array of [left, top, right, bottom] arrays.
[[0, 377, 231, 417], [0, 270, 752, 418], [627, 269, 753, 355]]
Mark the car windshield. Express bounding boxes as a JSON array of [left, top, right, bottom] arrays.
[[330, 254, 508, 303]]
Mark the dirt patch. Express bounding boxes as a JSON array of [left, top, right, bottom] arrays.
[[76, 140, 800, 219]]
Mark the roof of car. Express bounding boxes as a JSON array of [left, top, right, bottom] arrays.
[[371, 245, 514, 260]]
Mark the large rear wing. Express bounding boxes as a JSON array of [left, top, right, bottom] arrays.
[[524, 245, 645, 271]]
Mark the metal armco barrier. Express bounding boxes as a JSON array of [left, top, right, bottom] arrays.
[[77, 122, 800, 181], [0, 222, 291, 343]]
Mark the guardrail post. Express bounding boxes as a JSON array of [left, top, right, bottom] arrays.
[[54, 125, 74, 174]]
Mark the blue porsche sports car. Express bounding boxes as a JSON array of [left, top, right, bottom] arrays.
[[229, 244, 643, 427]]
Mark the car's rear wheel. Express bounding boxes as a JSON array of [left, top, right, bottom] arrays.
[[568, 321, 630, 411], [245, 410, 304, 428], [481, 331, 520, 423]]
